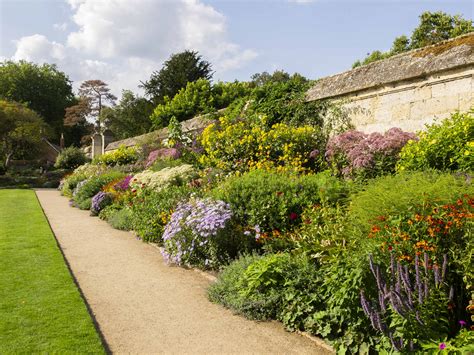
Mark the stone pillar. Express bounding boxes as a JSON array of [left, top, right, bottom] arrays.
[[91, 133, 103, 159]]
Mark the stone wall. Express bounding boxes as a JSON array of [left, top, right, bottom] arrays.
[[340, 65, 473, 132], [104, 114, 216, 153], [307, 33, 474, 133]]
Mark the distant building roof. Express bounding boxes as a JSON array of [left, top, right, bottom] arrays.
[[306, 33, 474, 101]]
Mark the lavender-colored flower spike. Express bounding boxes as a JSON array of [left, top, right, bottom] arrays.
[[434, 266, 440, 287], [415, 254, 423, 303], [441, 254, 448, 282]]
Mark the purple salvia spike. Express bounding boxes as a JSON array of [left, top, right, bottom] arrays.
[[396, 262, 402, 294], [415, 310, 424, 325], [403, 264, 412, 291], [389, 333, 401, 352], [389, 289, 405, 316], [415, 254, 423, 304], [369, 254, 376, 278], [424, 252, 429, 276], [434, 266, 440, 287], [441, 254, 448, 282], [390, 252, 395, 282], [424, 279, 429, 301]]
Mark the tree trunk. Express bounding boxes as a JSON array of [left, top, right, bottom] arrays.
[[5, 151, 13, 168]]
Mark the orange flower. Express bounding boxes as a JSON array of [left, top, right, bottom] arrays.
[[371, 225, 381, 233], [414, 214, 423, 222]]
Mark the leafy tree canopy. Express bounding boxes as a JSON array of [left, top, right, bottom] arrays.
[[150, 78, 250, 129], [141, 50, 213, 104], [101, 90, 154, 139], [353, 11, 473, 68], [0, 60, 74, 138], [0, 99, 47, 167]]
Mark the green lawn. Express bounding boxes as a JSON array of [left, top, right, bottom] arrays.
[[0, 189, 104, 353]]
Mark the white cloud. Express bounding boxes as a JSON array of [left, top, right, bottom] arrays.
[[12, 34, 66, 62], [11, 0, 257, 96], [53, 23, 68, 31]]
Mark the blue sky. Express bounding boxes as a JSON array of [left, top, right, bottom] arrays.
[[0, 0, 472, 97]]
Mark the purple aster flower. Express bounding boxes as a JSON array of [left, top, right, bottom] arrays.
[[439, 343, 446, 350]]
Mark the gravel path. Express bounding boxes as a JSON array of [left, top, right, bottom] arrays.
[[35, 189, 332, 354]]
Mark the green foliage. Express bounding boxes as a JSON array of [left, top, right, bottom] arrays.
[[352, 50, 390, 68], [130, 185, 196, 242], [0, 60, 74, 139], [92, 146, 139, 166], [422, 328, 474, 354], [0, 99, 47, 167], [209, 251, 373, 353], [290, 204, 350, 262], [209, 253, 323, 323], [353, 11, 473, 67], [411, 11, 473, 49], [142, 50, 213, 104], [101, 90, 154, 139], [150, 78, 249, 128], [99, 205, 134, 231], [237, 72, 329, 128], [73, 171, 125, 210], [250, 70, 291, 87], [349, 171, 474, 235], [211, 169, 347, 234], [54, 146, 89, 170], [397, 111, 474, 172]]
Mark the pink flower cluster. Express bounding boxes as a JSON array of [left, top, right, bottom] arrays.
[[145, 148, 181, 168], [326, 128, 417, 179]]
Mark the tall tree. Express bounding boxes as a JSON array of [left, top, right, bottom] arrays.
[[0, 61, 74, 139], [141, 50, 213, 104], [65, 80, 116, 133], [100, 90, 154, 139], [353, 11, 473, 68], [0, 100, 47, 168], [410, 11, 474, 49]]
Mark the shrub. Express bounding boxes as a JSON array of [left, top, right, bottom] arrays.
[[326, 128, 416, 180], [93, 145, 139, 166], [161, 198, 255, 269], [54, 146, 89, 170], [208, 252, 325, 329], [130, 164, 197, 191], [99, 206, 134, 231], [129, 185, 196, 242], [201, 117, 325, 173], [211, 169, 347, 235], [349, 171, 474, 234], [73, 171, 125, 210], [397, 111, 474, 172]]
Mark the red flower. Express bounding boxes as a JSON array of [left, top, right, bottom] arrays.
[[289, 212, 298, 220]]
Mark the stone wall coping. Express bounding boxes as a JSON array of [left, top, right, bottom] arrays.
[[306, 33, 474, 101]]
